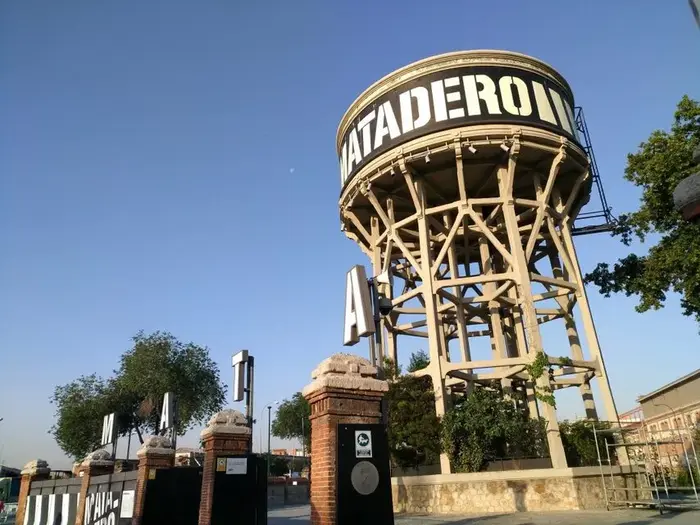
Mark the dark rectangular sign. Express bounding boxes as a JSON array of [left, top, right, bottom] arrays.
[[338, 64, 581, 187], [337, 423, 394, 525]]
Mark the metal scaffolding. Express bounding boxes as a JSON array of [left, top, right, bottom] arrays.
[[593, 421, 700, 513]]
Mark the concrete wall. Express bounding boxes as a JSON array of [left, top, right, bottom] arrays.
[[267, 478, 310, 507], [268, 484, 285, 507], [391, 467, 647, 514]]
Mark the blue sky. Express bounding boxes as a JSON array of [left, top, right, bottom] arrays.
[[1, 1, 698, 469]]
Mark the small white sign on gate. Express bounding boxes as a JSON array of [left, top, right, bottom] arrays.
[[225, 457, 247, 475], [355, 430, 373, 458]]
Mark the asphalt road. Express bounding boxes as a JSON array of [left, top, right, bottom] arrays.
[[268, 505, 700, 525]]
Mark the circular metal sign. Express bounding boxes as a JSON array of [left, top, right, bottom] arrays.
[[350, 460, 380, 496]]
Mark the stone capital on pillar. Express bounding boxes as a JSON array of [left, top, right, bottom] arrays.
[[302, 353, 389, 525], [79, 449, 115, 473], [198, 409, 252, 525], [16, 460, 50, 525], [75, 450, 116, 525], [132, 436, 175, 525]]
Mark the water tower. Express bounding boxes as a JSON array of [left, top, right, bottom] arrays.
[[337, 50, 621, 471]]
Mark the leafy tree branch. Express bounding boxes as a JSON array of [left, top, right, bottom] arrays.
[[585, 96, 700, 327]]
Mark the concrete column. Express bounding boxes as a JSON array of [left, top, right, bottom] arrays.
[[198, 409, 252, 525], [75, 450, 115, 525], [15, 460, 50, 525], [132, 436, 175, 525], [302, 353, 389, 525], [498, 164, 567, 469]]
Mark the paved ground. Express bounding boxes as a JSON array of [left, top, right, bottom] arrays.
[[268, 505, 700, 524]]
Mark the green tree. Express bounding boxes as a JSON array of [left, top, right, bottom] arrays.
[[269, 456, 290, 477], [50, 375, 115, 460], [407, 349, 429, 373], [115, 331, 227, 437], [585, 96, 700, 326], [440, 387, 547, 472], [380, 356, 402, 381], [50, 331, 227, 459], [271, 393, 311, 452], [385, 373, 442, 469]]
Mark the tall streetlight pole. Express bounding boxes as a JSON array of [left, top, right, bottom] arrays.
[[267, 405, 272, 477], [260, 401, 278, 476]]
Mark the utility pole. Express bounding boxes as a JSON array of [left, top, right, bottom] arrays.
[[267, 405, 272, 477]]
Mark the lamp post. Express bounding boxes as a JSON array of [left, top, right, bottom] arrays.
[[267, 405, 272, 477], [261, 401, 279, 477], [673, 146, 700, 224]]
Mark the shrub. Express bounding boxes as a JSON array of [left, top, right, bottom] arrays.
[[440, 387, 548, 472], [385, 374, 442, 469], [559, 420, 615, 467]]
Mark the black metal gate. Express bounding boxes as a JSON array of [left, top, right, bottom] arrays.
[[211, 455, 267, 525], [142, 466, 203, 525]]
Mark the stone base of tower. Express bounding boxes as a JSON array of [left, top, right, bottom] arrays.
[[391, 466, 649, 514]]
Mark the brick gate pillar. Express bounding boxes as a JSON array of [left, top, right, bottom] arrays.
[[198, 409, 251, 525], [75, 450, 115, 525], [302, 353, 389, 525], [132, 436, 175, 525], [15, 459, 50, 525]]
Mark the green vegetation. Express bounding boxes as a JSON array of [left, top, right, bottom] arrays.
[[586, 96, 700, 328], [50, 331, 227, 459], [271, 392, 311, 453], [441, 387, 547, 472], [269, 456, 291, 477], [558, 420, 614, 467], [384, 365, 442, 470], [407, 349, 430, 373], [523, 351, 573, 408]]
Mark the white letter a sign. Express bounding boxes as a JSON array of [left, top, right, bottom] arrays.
[[343, 265, 375, 346]]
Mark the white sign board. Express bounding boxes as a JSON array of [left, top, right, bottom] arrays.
[[355, 430, 373, 458], [226, 457, 248, 475], [120, 490, 135, 518], [343, 265, 375, 346]]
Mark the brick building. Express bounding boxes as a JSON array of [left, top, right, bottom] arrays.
[[619, 369, 700, 467], [271, 448, 306, 457], [637, 368, 700, 435]]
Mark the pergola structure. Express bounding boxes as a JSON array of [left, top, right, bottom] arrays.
[[337, 51, 623, 471]]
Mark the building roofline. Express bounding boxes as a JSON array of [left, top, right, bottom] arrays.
[[619, 406, 643, 418], [636, 368, 700, 403]]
